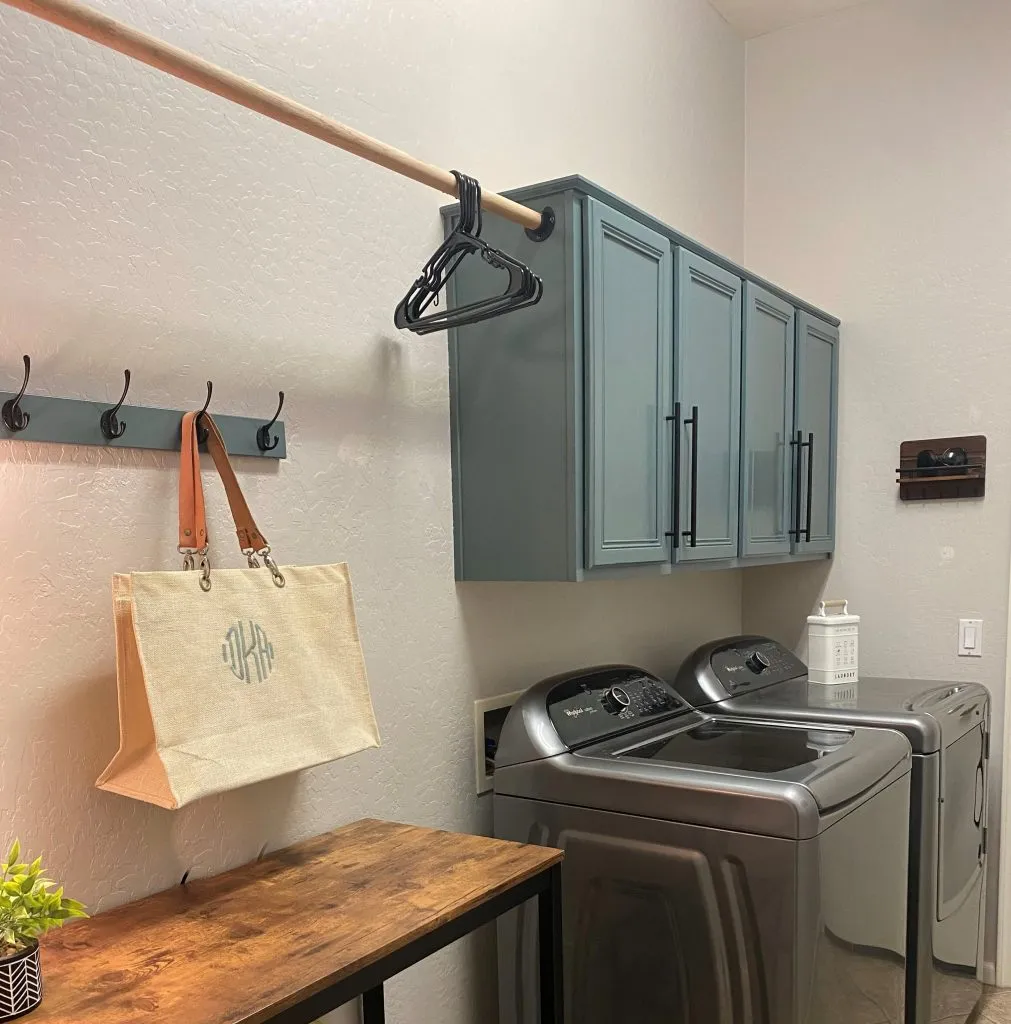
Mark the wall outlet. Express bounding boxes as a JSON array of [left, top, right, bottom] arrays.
[[958, 618, 983, 657]]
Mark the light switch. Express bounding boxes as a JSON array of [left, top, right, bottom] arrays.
[[958, 618, 983, 657]]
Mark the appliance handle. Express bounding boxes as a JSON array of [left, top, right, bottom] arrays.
[[804, 432, 814, 542], [665, 402, 681, 551], [789, 430, 803, 539], [681, 405, 698, 547]]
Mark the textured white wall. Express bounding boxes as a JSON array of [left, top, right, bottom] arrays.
[[742, 0, 1011, 972], [0, 1, 745, 1021]]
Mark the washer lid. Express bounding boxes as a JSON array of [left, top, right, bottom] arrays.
[[613, 719, 906, 814], [616, 718, 845, 773], [495, 715, 911, 840]]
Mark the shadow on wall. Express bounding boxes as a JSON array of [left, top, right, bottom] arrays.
[[17, 667, 304, 912], [0, 291, 447, 452], [455, 572, 747, 700], [741, 561, 832, 657]]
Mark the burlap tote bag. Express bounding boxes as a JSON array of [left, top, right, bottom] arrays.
[[97, 411, 380, 808]]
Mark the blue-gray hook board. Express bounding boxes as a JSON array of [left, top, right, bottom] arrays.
[[0, 368, 286, 459]]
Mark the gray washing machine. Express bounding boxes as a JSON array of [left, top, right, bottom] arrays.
[[494, 664, 912, 1024], [672, 636, 989, 1024]]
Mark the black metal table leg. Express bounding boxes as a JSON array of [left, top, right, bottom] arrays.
[[362, 983, 385, 1024], [538, 864, 564, 1024]]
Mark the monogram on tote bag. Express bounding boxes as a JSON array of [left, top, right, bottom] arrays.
[[97, 411, 380, 809]]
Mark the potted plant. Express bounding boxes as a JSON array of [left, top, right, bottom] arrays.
[[1, 841, 87, 1021]]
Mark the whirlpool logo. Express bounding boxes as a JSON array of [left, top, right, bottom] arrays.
[[222, 620, 275, 682]]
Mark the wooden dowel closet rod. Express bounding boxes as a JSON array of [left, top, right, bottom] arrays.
[[1, 0, 546, 232]]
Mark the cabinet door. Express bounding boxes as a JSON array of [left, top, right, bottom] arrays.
[[794, 312, 839, 554], [674, 250, 741, 562], [740, 284, 795, 557], [584, 200, 673, 568]]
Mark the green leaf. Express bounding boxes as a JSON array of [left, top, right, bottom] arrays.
[[0, 842, 86, 944]]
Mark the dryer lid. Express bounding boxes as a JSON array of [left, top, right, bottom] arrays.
[[671, 637, 989, 753]]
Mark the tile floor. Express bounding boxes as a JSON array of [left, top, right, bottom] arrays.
[[809, 931, 998, 1023], [980, 986, 1011, 1023]]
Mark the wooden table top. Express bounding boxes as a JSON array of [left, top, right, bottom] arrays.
[[31, 818, 562, 1024]]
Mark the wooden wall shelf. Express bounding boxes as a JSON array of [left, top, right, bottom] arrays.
[[897, 435, 985, 501]]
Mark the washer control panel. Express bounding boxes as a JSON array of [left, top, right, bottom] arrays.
[[710, 639, 806, 694], [546, 667, 687, 749]]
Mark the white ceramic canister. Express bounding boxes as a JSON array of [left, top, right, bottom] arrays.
[[807, 599, 859, 684]]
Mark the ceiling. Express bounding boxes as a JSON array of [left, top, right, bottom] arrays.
[[708, 0, 869, 37]]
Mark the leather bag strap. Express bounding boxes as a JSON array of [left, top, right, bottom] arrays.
[[200, 413, 269, 553], [178, 411, 207, 551]]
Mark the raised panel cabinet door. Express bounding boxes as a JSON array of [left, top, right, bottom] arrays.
[[740, 284, 795, 557], [794, 312, 839, 554], [674, 249, 742, 562], [584, 199, 673, 568]]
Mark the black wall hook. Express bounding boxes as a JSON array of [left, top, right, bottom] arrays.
[[100, 369, 132, 440], [256, 391, 285, 451], [196, 381, 213, 443], [2, 355, 32, 433]]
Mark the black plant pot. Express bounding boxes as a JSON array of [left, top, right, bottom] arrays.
[[0, 939, 43, 1021]]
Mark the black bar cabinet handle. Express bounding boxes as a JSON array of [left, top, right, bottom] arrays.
[[682, 405, 699, 547], [789, 431, 803, 540], [664, 402, 682, 550], [804, 432, 815, 542]]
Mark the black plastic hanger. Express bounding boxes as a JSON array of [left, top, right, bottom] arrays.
[[394, 171, 543, 335]]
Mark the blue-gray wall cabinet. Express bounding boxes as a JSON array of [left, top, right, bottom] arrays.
[[674, 250, 741, 563], [447, 189, 583, 581], [741, 284, 795, 558], [585, 201, 673, 568], [794, 313, 839, 555], [442, 177, 839, 581]]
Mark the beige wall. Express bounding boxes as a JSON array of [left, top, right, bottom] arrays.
[[0, 1, 745, 1021], [742, 0, 1011, 973]]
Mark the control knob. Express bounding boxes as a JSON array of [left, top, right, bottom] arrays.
[[745, 650, 771, 674], [601, 685, 631, 715]]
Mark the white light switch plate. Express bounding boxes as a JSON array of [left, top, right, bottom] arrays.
[[958, 618, 983, 657]]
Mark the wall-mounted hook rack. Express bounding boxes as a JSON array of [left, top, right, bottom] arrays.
[[1, 359, 286, 459]]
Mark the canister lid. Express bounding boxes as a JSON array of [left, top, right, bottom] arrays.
[[807, 598, 860, 625]]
